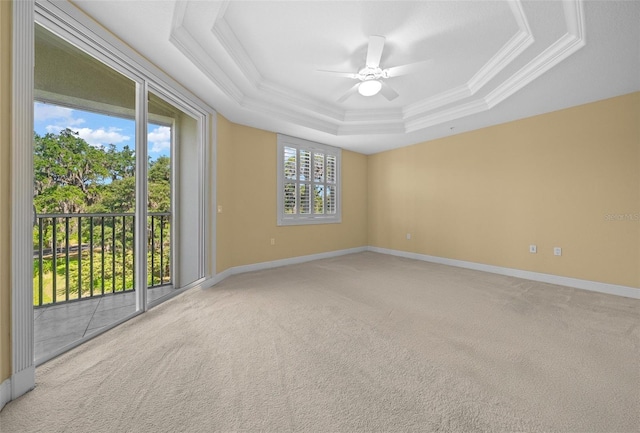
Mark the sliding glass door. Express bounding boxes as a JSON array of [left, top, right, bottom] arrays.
[[33, 23, 141, 362], [146, 92, 176, 305], [25, 0, 211, 366], [147, 90, 204, 305]]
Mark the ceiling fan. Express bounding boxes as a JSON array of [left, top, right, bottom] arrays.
[[319, 35, 429, 103]]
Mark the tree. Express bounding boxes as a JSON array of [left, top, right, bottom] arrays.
[[33, 128, 175, 305], [104, 143, 135, 181], [92, 177, 136, 213], [34, 129, 109, 213], [148, 156, 171, 212]]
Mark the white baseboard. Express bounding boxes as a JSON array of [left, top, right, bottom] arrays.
[[5, 365, 35, 408], [211, 267, 233, 285], [179, 276, 219, 293], [0, 378, 10, 411], [368, 246, 640, 299], [209, 246, 638, 300], [211, 247, 368, 285]]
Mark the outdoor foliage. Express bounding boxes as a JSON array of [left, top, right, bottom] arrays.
[[33, 129, 171, 306], [34, 128, 169, 214]]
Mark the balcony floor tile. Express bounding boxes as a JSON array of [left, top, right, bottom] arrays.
[[34, 286, 176, 362]]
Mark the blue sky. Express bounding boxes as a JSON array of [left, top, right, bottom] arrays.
[[34, 101, 170, 158]]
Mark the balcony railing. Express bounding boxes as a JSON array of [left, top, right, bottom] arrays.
[[33, 212, 171, 307]]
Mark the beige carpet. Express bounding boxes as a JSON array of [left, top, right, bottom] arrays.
[[1, 252, 639, 432]]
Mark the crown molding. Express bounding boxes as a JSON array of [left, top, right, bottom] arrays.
[[403, 84, 472, 119], [467, 29, 534, 94], [211, 15, 262, 88], [338, 122, 406, 136], [169, 24, 244, 103], [406, 98, 489, 132], [343, 108, 404, 123], [404, 0, 533, 120], [257, 80, 345, 121], [242, 96, 339, 135], [485, 1, 586, 109], [170, 0, 586, 138], [468, 0, 534, 93]]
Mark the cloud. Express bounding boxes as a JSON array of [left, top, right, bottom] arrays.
[[34, 102, 85, 126], [148, 126, 171, 154], [74, 127, 131, 147], [45, 125, 131, 147]]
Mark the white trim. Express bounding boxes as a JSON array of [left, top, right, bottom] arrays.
[[198, 101, 207, 280], [12, 0, 36, 402], [0, 378, 11, 411], [182, 276, 217, 293], [211, 247, 368, 285], [212, 268, 234, 285], [233, 247, 366, 275], [209, 246, 639, 300], [277, 134, 342, 226], [208, 113, 217, 279], [135, 81, 149, 312], [368, 247, 640, 300], [10, 365, 35, 402], [39, 0, 213, 114], [169, 0, 585, 137]]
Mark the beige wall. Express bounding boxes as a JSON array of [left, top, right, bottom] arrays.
[[1, 0, 12, 384], [369, 92, 640, 288], [216, 115, 369, 272], [215, 114, 234, 273], [1, 0, 637, 390]]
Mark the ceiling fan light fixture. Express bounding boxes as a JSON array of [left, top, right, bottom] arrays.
[[358, 79, 382, 97]]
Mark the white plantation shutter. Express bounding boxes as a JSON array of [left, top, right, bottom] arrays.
[[326, 155, 337, 214], [277, 135, 341, 225], [299, 150, 311, 181]]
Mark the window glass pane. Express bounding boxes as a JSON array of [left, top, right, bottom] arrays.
[[314, 153, 325, 182], [33, 23, 138, 361], [300, 183, 311, 214], [147, 91, 200, 304], [314, 185, 324, 214], [299, 149, 310, 181], [326, 185, 336, 214], [326, 155, 336, 183], [35, 25, 136, 116], [278, 135, 340, 225], [284, 147, 296, 180], [284, 183, 296, 214]]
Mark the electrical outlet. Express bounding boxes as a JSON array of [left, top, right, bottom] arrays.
[[217, 205, 223, 213], [529, 245, 537, 253], [554, 247, 562, 256], [406, 233, 411, 240], [270, 238, 276, 246]]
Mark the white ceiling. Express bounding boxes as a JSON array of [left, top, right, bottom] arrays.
[[72, 0, 639, 154]]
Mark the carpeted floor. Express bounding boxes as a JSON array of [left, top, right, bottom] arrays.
[[1, 252, 639, 432]]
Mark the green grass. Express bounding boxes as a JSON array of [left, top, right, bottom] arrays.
[[33, 252, 172, 306]]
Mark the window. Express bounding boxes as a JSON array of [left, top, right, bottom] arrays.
[[277, 134, 341, 225]]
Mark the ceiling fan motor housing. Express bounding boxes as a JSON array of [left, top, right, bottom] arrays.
[[358, 66, 386, 81]]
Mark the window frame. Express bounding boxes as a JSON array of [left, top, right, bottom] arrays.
[[277, 134, 341, 226]]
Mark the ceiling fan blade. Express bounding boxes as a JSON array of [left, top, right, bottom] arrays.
[[366, 35, 386, 68], [337, 83, 361, 103], [384, 60, 432, 77], [379, 81, 399, 101], [317, 70, 359, 79]]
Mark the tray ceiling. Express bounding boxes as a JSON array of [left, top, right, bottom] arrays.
[[70, 1, 640, 154]]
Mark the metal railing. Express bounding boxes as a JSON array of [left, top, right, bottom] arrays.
[[33, 212, 171, 307]]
